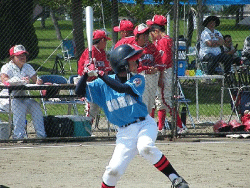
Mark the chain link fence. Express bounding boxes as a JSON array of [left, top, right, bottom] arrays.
[[1, 0, 250, 141]]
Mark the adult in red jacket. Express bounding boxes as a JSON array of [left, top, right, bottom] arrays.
[[114, 23, 164, 114], [147, 15, 187, 134], [78, 29, 112, 123]]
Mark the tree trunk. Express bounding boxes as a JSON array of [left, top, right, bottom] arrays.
[[196, 0, 204, 42], [186, 8, 194, 49], [236, 8, 240, 25], [240, 5, 244, 21], [71, 0, 84, 62], [111, 0, 119, 45], [50, 9, 62, 40]]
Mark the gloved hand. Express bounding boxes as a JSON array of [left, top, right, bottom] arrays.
[[87, 69, 105, 77], [84, 61, 104, 81]]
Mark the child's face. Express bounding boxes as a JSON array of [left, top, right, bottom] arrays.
[[137, 33, 149, 47], [128, 60, 138, 73], [149, 29, 158, 41], [97, 38, 107, 50]]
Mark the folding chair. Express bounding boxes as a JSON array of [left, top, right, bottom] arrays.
[[195, 41, 223, 75], [61, 39, 75, 72], [52, 40, 76, 74], [0, 108, 12, 139], [227, 67, 250, 122], [40, 75, 79, 116], [177, 80, 195, 128]]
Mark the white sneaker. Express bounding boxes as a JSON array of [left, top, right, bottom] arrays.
[[177, 127, 188, 134], [226, 134, 242, 139], [165, 120, 171, 130], [158, 129, 166, 136], [241, 134, 250, 138]]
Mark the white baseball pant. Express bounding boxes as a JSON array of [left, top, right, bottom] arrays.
[[156, 68, 172, 111], [142, 72, 160, 113], [12, 98, 46, 139], [102, 115, 163, 186]]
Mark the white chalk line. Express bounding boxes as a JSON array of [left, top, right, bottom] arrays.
[[0, 139, 249, 150]]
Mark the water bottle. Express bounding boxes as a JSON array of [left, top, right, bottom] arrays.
[[181, 107, 187, 126]]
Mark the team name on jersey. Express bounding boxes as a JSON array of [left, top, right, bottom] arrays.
[[96, 61, 105, 67], [139, 54, 155, 66], [106, 95, 137, 112]]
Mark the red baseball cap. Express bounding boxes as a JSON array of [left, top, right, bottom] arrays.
[[93, 30, 111, 40], [146, 15, 167, 26], [133, 23, 149, 36], [113, 20, 134, 32], [9, 44, 29, 56]]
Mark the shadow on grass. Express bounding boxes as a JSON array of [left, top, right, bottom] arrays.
[[39, 38, 60, 42], [35, 24, 73, 31], [219, 24, 250, 31], [181, 80, 231, 105], [29, 63, 53, 73]]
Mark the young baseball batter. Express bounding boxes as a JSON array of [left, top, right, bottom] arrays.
[[75, 44, 189, 188]]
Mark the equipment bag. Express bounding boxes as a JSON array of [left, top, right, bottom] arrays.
[[44, 115, 74, 137]]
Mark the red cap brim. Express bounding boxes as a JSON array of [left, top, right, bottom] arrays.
[[113, 26, 120, 32], [146, 19, 154, 26], [105, 37, 111, 40], [12, 51, 29, 56]]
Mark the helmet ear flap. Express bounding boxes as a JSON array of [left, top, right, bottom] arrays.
[[117, 59, 128, 73], [109, 44, 142, 73]]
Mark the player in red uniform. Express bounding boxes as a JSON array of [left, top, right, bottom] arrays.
[[147, 15, 188, 134], [113, 19, 134, 39], [114, 23, 164, 114], [78, 29, 112, 124]]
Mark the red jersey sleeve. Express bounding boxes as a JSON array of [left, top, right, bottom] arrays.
[[114, 36, 136, 49], [156, 36, 173, 69], [137, 43, 164, 72], [78, 49, 89, 76]]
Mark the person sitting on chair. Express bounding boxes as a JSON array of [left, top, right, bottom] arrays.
[[241, 35, 250, 65], [0, 45, 46, 139], [222, 35, 241, 61], [199, 16, 241, 75]]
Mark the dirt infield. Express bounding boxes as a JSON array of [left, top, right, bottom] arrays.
[[0, 138, 249, 188]]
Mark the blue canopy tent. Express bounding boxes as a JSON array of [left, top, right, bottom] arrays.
[[119, 0, 250, 5], [118, 0, 163, 4], [188, 0, 250, 5]]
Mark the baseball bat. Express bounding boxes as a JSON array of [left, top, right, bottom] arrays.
[[85, 6, 93, 60]]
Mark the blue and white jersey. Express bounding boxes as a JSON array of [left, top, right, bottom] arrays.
[[85, 74, 148, 127]]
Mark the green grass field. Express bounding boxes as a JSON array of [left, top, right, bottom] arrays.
[[1, 18, 247, 121], [29, 18, 250, 117]]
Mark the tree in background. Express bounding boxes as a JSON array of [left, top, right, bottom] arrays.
[[0, 0, 39, 61]]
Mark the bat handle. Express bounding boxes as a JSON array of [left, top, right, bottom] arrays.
[[89, 51, 92, 60]]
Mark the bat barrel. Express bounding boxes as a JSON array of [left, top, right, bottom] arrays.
[[85, 6, 93, 54]]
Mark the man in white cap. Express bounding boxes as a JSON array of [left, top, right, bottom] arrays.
[[0, 44, 46, 139]]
